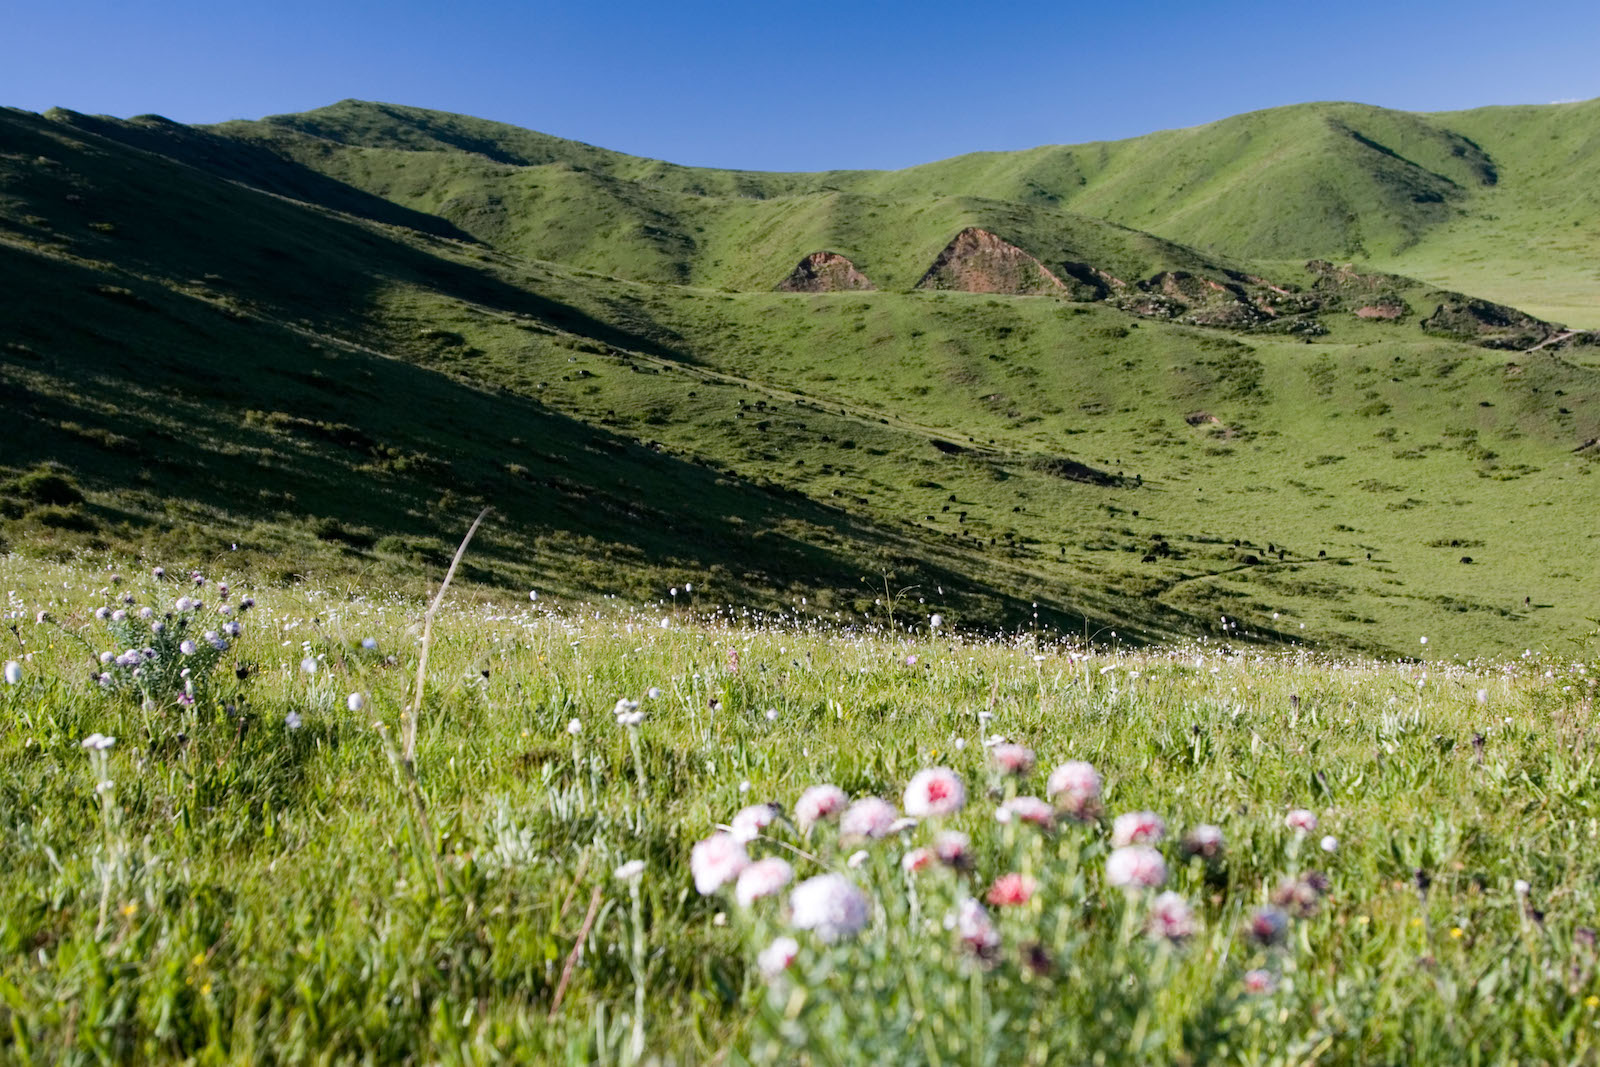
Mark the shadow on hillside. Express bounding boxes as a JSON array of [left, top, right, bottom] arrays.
[[0, 243, 1109, 634], [3, 108, 700, 368]]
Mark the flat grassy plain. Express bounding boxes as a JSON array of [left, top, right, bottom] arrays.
[[2, 552, 1599, 1063]]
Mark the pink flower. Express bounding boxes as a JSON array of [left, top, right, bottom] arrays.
[[730, 803, 779, 843], [990, 743, 1036, 776], [1246, 907, 1289, 946], [1046, 760, 1100, 799], [986, 872, 1037, 907], [904, 767, 966, 817], [1105, 845, 1167, 889], [789, 874, 870, 943], [1181, 824, 1225, 860], [1111, 811, 1166, 847], [901, 847, 933, 873], [690, 832, 749, 895], [1147, 891, 1197, 941], [794, 784, 847, 832], [1285, 809, 1318, 834], [735, 857, 794, 907], [957, 897, 1000, 956], [1243, 968, 1277, 994], [840, 797, 898, 840], [999, 795, 1055, 829], [934, 831, 972, 869], [1046, 761, 1101, 818], [757, 936, 799, 979]]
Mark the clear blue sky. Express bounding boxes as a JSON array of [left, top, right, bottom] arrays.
[[5, 1, 1598, 171]]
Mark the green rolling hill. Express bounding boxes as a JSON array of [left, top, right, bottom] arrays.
[[211, 97, 1600, 325], [2, 98, 1598, 655]]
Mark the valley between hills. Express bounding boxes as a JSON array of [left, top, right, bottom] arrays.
[[3, 97, 1598, 655]]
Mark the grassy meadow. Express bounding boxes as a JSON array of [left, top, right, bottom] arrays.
[[1, 552, 1599, 1063]]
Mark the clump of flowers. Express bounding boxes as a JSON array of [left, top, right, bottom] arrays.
[[75, 574, 251, 707]]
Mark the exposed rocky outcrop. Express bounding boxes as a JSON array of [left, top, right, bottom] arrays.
[[1113, 271, 1268, 329], [777, 251, 875, 292], [915, 228, 1094, 298], [1422, 297, 1563, 350], [1355, 304, 1406, 320]]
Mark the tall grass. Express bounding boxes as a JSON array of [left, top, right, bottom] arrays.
[[1, 552, 1597, 1062]]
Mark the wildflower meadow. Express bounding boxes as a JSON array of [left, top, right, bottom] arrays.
[[2, 551, 1600, 1064]]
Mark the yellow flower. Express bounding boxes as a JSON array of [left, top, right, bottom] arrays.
[[1410, 917, 1423, 928], [191, 953, 205, 968], [200, 981, 212, 996], [121, 902, 137, 918], [1586, 995, 1599, 1009], [1450, 927, 1463, 939]]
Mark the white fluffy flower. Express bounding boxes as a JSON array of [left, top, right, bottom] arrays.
[[80, 733, 116, 751], [614, 859, 646, 882], [690, 832, 749, 895], [999, 795, 1054, 828], [1111, 811, 1166, 847], [1285, 809, 1318, 834], [1148, 891, 1198, 940], [840, 797, 898, 840], [735, 857, 793, 906], [788, 874, 870, 942], [903, 767, 965, 817], [3, 661, 21, 686], [990, 743, 1036, 776], [347, 693, 366, 713], [757, 936, 799, 979], [794, 784, 847, 832], [1106, 845, 1167, 889], [1046, 760, 1100, 798], [956, 897, 1000, 953], [730, 803, 779, 843]]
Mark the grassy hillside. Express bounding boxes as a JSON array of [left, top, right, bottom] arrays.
[[4, 102, 1599, 656], [210, 98, 1600, 324]]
